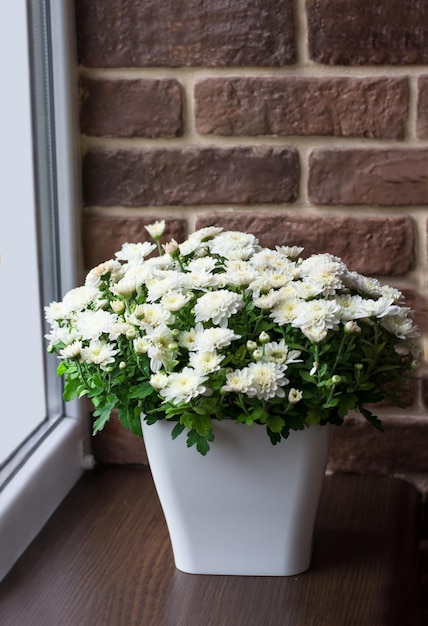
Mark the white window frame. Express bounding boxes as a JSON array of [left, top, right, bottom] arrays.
[[0, 0, 91, 582]]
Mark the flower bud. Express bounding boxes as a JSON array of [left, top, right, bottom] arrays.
[[259, 331, 270, 344], [252, 348, 263, 360], [119, 361, 126, 370], [162, 238, 179, 255], [331, 375, 342, 384], [344, 321, 361, 333], [354, 363, 363, 371], [168, 342, 178, 352], [246, 340, 258, 352], [288, 388, 303, 404], [145, 220, 165, 239], [111, 300, 125, 314], [309, 361, 319, 376]]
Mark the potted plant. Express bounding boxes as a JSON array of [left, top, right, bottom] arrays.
[[45, 221, 419, 576]]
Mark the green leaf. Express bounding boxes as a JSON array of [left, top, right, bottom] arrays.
[[186, 429, 214, 456], [63, 377, 81, 402], [56, 361, 68, 377], [92, 400, 116, 434], [266, 415, 285, 433], [337, 394, 358, 417], [358, 406, 384, 432], [171, 422, 185, 439], [127, 383, 154, 400]]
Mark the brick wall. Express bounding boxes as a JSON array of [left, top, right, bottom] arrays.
[[74, 0, 428, 489]]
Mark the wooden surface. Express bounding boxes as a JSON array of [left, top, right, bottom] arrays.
[[0, 467, 422, 626]]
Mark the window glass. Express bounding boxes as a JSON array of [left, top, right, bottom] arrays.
[[0, 1, 47, 465]]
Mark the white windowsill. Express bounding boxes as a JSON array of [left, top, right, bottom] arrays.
[[0, 418, 84, 582]]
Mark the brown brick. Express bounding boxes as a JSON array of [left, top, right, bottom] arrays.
[[82, 148, 299, 207], [417, 77, 428, 138], [195, 212, 414, 276], [327, 414, 428, 474], [422, 375, 428, 408], [82, 216, 187, 269], [79, 77, 183, 138], [195, 77, 408, 139], [401, 289, 428, 335], [308, 149, 428, 206], [307, 0, 428, 65], [75, 0, 295, 67]]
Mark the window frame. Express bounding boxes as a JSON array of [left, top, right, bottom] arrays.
[[0, 0, 90, 582]]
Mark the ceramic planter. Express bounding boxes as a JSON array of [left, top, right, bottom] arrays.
[[141, 418, 330, 576]]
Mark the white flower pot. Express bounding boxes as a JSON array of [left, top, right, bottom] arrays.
[[141, 418, 330, 576]]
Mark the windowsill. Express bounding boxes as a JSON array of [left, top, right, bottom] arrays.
[[0, 466, 423, 625]]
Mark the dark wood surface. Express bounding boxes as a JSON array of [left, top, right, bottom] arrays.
[[0, 467, 422, 626]]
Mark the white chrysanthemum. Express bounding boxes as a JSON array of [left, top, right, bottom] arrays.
[[75, 310, 120, 341], [61, 286, 100, 312], [144, 324, 175, 371], [380, 310, 419, 340], [149, 371, 169, 390], [270, 297, 301, 325], [145, 255, 175, 271], [292, 299, 342, 342], [45, 301, 72, 323], [160, 291, 191, 312], [299, 255, 345, 296], [263, 340, 302, 365], [45, 322, 80, 348], [159, 368, 208, 404], [186, 256, 217, 273], [178, 226, 223, 257], [253, 289, 283, 310], [115, 241, 156, 265], [245, 361, 289, 400], [134, 303, 173, 327], [249, 249, 294, 272], [110, 265, 152, 296], [192, 326, 241, 352], [81, 339, 118, 370], [191, 226, 224, 242], [183, 270, 219, 290], [335, 294, 370, 321], [299, 253, 346, 274], [208, 231, 259, 260], [189, 351, 224, 374], [194, 290, 244, 327], [276, 245, 304, 260], [146, 272, 184, 302], [379, 285, 404, 303], [249, 270, 291, 294], [178, 238, 204, 257], [133, 336, 150, 354], [221, 368, 253, 394], [342, 271, 384, 297], [58, 340, 82, 360], [178, 328, 198, 350], [292, 280, 325, 300], [85, 259, 123, 288], [358, 296, 402, 319], [222, 259, 258, 287], [145, 220, 165, 239]]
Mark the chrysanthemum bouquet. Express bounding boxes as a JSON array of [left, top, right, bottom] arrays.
[[45, 222, 419, 454]]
